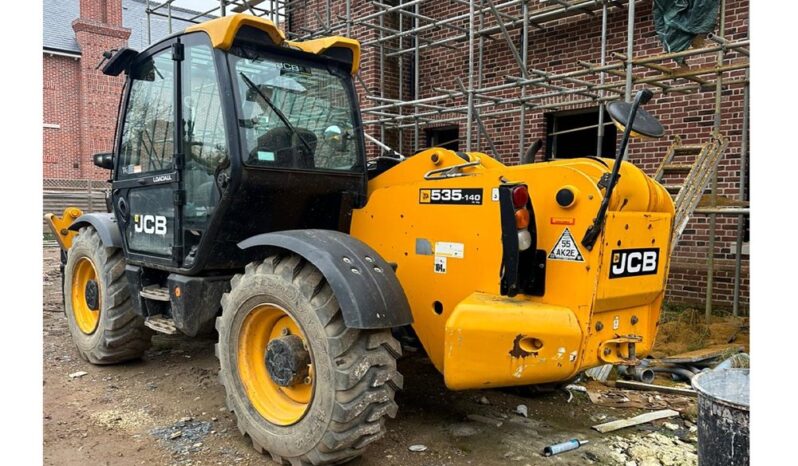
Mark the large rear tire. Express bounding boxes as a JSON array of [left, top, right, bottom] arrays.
[[63, 226, 153, 364], [216, 253, 402, 465]]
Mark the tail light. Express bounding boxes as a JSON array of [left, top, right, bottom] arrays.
[[500, 184, 545, 297], [511, 185, 532, 251], [512, 185, 529, 209]]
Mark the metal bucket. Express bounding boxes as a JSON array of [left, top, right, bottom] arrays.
[[691, 368, 750, 466]]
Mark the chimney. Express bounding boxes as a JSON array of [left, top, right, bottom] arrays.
[[72, 0, 131, 180]]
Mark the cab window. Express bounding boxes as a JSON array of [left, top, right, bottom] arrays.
[[229, 45, 360, 171], [118, 50, 175, 176], [182, 42, 228, 224]]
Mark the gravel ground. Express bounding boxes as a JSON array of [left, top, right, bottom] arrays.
[[43, 246, 698, 466]]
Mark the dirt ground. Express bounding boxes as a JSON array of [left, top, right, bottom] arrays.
[[44, 246, 721, 466]]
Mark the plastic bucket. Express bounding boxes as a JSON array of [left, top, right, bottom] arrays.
[[691, 368, 750, 466]]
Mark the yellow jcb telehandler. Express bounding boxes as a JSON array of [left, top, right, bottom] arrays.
[[46, 14, 674, 465]]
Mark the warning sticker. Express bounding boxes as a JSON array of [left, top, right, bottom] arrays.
[[548, 228, 584, 262], [434, 242, 464, 258], [434, 256, 447, 274]]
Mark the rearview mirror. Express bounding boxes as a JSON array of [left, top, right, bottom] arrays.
[[93, 152, 114, 170], [323, 125, 349, 152], [607, 100, 665, 139], [323, 125, 343, 143]]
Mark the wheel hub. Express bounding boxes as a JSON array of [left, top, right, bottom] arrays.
[[265, 334, 310, 387], [84, 279, 100, 311]]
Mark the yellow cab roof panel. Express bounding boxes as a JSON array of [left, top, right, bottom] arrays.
[[186, 14, 360, 75]]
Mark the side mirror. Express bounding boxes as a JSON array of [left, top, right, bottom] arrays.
[[607, 98, 665, 139], [324, 125, 343, 142], [93, 152, 114, 170], [323, 125, 348, 152]]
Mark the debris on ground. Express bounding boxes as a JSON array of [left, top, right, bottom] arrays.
[[448, 423, 479, 438], [607, 432, 698, 465], [592, 409, 680, 433], [515, 404, 528, 417], [564, 383, 588, 402], [585, 381, 694, 411], [69, 371, 88, 379], [408, 444, 427, 452], [151, 419, 213, 454], [543, 439, 589, 457], [478, 395, 490, 405], [585, 364, 613, 382], [466, 413, 503, 427], [608, 380, 697, 397]]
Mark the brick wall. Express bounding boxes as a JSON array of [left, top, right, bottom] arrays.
[[43, 0, 129, 181], [289, 0, 750, 312], [43, 54, 82, 179]]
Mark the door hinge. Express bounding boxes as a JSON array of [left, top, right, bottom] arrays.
[[172, 42, 184, 62], [174, 189, 186, 206]]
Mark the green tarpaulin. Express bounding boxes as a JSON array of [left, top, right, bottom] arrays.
[[653, 0, 720, 59]]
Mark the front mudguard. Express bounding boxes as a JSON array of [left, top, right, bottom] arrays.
[[239, 229, 413, 329]]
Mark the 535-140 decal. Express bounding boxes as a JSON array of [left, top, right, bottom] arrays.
[[419, 188, 483, 205]]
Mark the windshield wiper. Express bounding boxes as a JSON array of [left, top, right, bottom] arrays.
[[239, 72, 313, 156]]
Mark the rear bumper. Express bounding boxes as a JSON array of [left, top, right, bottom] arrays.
[[443, 292, 658, 390], [443, 292, 584, 390]]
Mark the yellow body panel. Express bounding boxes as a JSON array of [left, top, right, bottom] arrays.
[[186, 14, 361, 75], [286, 37, 361, 75], [186, 14, 285, 50], [351, 149, 674, 389], [44, 207, 83, 250]]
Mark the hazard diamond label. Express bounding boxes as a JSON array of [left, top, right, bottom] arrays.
[[548, 227, 584, 262]]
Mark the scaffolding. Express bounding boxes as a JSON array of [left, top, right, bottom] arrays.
[[145, 0, 750, 316]]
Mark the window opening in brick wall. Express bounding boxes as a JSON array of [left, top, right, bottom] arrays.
[[545, 107, 616, 160], [425, 126, 459, 152]]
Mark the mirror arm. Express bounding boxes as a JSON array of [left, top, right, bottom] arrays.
[[581, 89, 653, 251]]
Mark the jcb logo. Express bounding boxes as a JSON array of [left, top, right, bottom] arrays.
[[610, 248, 659, 278], [133, 214, 168, 236]]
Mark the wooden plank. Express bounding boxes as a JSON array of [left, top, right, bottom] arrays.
[[661, 344, 744, 364], [609, 380, 698, 397], [592, 409, 680, 434]]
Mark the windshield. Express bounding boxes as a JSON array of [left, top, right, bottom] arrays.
[[229, 45, 361, 171]]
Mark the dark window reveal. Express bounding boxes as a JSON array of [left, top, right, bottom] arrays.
[[545, 108, 617, 160]]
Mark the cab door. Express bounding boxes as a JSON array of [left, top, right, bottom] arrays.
[[112, 40, 182, 267]]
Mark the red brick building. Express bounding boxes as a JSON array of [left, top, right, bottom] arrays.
[[42, 0, 749, 311], [43, 0, 195, 181]]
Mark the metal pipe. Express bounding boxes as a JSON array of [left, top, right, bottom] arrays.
[[363, 40, 749, 114], [596, 1, 607, 156], [414, 0, 420, 151], [732, 67, 749, 316], [146, 0, 152, 44], [520, 0, 529, 160], [363, 77, 749, 128], [379, 7, 385, 145], [466, 0, 475, 152], [625, 0, 634, 102], [397, 0, 403, 154], [706, 0, 726, 321]]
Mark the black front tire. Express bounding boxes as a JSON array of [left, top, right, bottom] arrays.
[[216, 253, 403, 465], [63, 226, 153, 364]]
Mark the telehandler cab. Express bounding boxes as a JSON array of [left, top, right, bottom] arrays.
[[46, 14, 674, 465]]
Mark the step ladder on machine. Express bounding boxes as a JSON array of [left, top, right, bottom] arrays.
[[654, 134, 730, 252]]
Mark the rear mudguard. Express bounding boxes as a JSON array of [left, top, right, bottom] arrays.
[[239, 230, 413, 329], [68, 213, 122, 249]]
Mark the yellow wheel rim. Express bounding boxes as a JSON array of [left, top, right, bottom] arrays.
[[71, 257, 100, 335], [237, 304, 314, 426]]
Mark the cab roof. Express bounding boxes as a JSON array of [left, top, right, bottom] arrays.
[[186, 14, 361, 75]]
